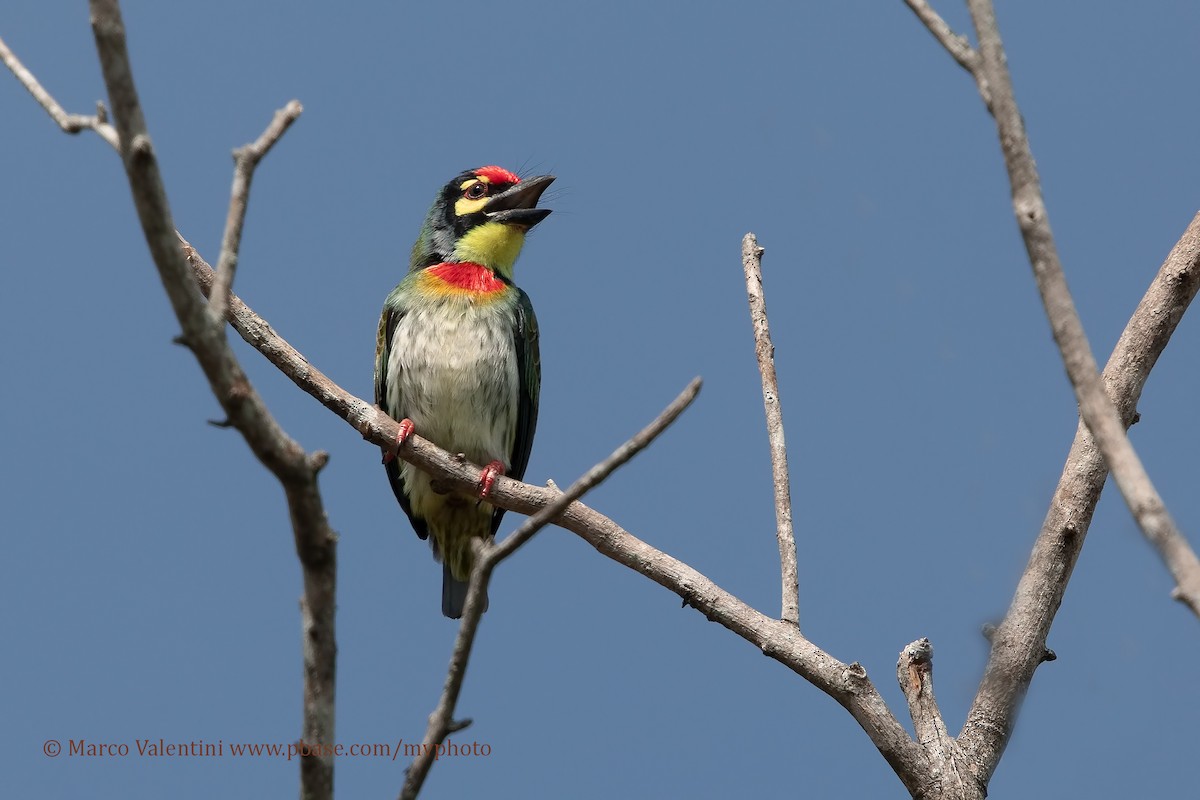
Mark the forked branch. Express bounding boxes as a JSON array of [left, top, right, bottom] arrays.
[[904, 0, 1200, 789]]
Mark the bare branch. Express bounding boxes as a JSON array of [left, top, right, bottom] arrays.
[[962, 0, 1200, 619], [209, 100, 303, 324], [741, 234, 799, 626], [400, 379, 702, 800], [960, 212, 1200, 783], [0, 33, 120, 150], [86, 4, 335, 798], [179, 243, 929, 795]]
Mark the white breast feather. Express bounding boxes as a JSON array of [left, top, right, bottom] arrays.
[[387, 301, 519, 526]]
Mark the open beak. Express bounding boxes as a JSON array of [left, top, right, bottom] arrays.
[[483, 174, 555, 228]]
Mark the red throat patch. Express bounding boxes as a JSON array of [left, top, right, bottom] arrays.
[[425, 262, 507, 294], [474, 165, 521, 185]]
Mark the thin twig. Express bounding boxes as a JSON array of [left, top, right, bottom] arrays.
[[85, 4, 336, 799], [902, 0, 992, 108], [0, 33, 120, 151], [902, 0, 978, 73], [399, 379, 702, 800], [209, 100, 303, 324], [963, 0, 1200, 619], [493, 378, 702, 564], [179, 243, 930, 796], [741, 234, 799, 627]]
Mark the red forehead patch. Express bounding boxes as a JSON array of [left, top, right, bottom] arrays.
[[474, 165, 520, 185]]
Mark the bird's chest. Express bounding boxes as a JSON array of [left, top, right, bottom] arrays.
[[387, 301, 518, 458]]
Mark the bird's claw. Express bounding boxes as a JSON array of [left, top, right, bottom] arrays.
[[478, 460, 506, 498], [382, 418, 415, 464]]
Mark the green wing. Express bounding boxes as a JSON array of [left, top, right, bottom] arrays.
[[493, 289, 540, 535], [376, 304, 428, 541]]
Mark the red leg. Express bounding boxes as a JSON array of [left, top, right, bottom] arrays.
[[478, 460, 506, 498], [382, 418, 415, 464]]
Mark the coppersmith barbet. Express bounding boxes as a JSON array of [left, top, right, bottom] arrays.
[[375, 165, 552, 618]]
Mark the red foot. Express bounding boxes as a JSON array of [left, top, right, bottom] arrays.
[[382, 418, 415, 464], [478, 460, 506, 498]]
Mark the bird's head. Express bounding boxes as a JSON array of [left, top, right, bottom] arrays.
[[410, 165, 555, 279]]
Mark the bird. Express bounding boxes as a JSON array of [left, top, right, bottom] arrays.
[[375, 165, 552, 618]]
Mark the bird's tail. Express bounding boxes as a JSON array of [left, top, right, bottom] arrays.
[[442, 561, 488, 619]]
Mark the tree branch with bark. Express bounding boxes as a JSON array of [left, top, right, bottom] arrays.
[[88, 3, 339, 796]]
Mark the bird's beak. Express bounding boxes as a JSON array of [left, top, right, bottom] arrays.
[[483, 175, 555, 228]]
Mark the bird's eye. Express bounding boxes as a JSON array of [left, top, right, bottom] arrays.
[[464, 182, 487, 200]]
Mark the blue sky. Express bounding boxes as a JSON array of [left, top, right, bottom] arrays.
[[4, 1, 1200, 797]]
